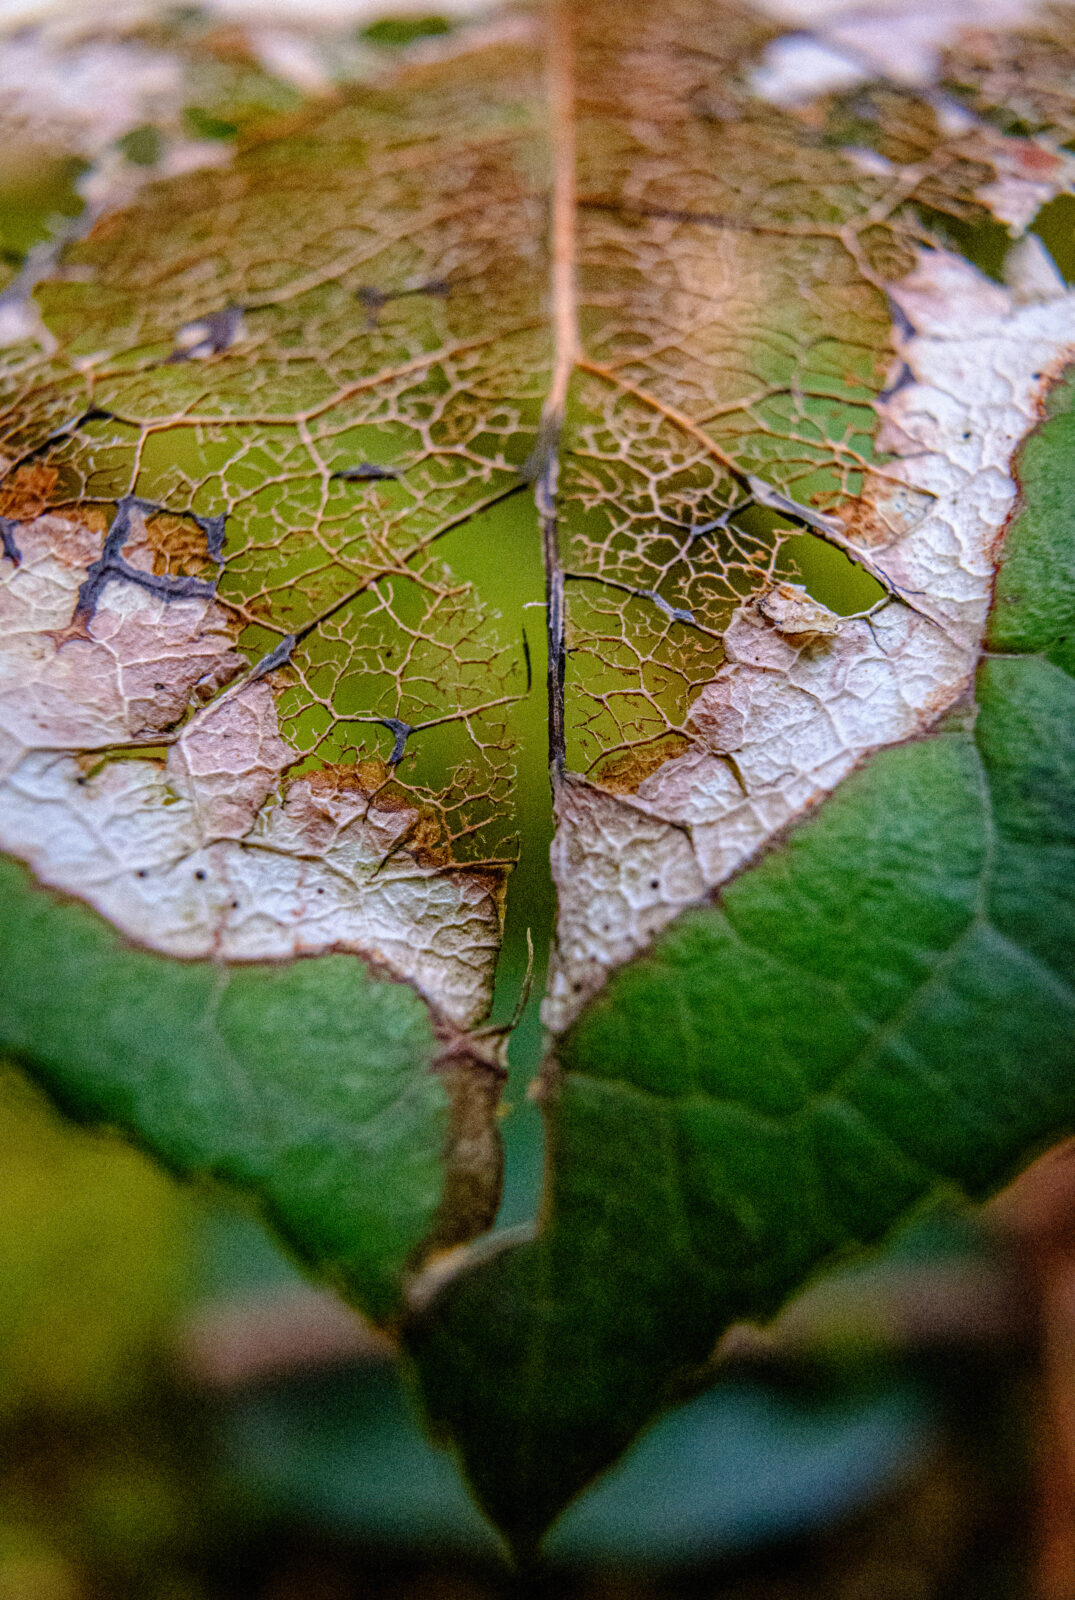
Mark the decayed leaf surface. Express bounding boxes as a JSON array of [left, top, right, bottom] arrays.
[[410, 366, 1075, 1547], [408, 0, 1075, 1551], [0, 14, 541, 1305], [0, 0, 1073, 1553]]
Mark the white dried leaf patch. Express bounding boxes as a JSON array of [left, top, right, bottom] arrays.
[[544, 249, 1075, 1030], [0, 515, 503, 1028], [750, 0, 1040, 93]]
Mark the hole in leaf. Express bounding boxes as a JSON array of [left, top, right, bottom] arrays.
[[1030, 194, 1075, 284], [738, 504, 885, 614], [915, 207, 1013, 283], [783, 531, 885, 615], [361, 15, 453, 47]]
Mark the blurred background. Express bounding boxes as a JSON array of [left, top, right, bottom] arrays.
[[0, 1041, 1072, 1600]]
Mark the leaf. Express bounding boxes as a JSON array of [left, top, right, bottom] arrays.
[[406, 0, 1075, 1550], [0, 14, 534, 1314], [408, 362, 1075, 1548], [0, 0, 1074, 1554], [0, 855, 466, 1319]]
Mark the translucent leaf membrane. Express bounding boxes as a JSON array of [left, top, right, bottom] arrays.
[[0, 34, 555, 1030], [553, 0, 1054, 781], [558, 0, 891, 767]]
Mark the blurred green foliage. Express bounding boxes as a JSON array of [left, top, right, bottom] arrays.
[[0, 1059, 1032, 1598], [0, 1065, 191, 1417], [0, 154, 84, 288]]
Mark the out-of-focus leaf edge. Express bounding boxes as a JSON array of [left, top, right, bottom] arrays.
[[404, 367, 1075, 1556], [0, 859, 460, 1325]]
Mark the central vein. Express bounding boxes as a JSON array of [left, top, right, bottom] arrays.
[[537, 0, 578, 775]]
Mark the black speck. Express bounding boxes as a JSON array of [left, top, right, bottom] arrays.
[[194, 868, 206, 880], [331, 463, 400, 483], [650, 878, 659, 889]]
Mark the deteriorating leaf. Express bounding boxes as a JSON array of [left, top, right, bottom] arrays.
[[0, 6, 559, 1014], [24, 0, 1075, 1050], [544, 0, 1075, 1028], [4, 0, 1075, 1550], [408, 0, 1075, 1555], [0, 11, 551, 1311], [0, 505, 508, 1025]]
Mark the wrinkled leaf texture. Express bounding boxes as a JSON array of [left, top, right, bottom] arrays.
[[0, 0, 1073, 1556]]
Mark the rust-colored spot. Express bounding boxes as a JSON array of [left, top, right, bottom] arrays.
[[838, 474, 935, 552], [200, 23, 261, 66], [590, 733, 691, 795], [141, 511, 218, 579], [465, 865, 509, 899], [1006, 139, 1062, 177], [305, 757, 411, 807], [0, 463, 61, 521], [303, 760, 508, 882], [410, 811, 451, 867]]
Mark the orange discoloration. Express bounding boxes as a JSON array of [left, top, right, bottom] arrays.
[[142, 511, 218, 578], [200, 23, 262, 67], [590, 734, 691, 795], [0, 463, 61, 521], [305, 757, 410, 808]]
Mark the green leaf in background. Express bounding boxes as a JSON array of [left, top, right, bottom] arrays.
[[0, 1062, 190, 1416]]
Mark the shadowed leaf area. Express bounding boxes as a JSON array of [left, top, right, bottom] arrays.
[[0, 0, 1073, 1557]]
